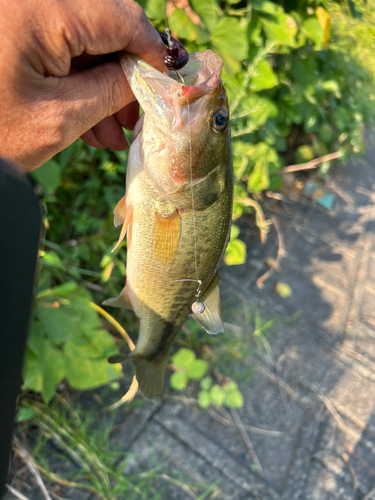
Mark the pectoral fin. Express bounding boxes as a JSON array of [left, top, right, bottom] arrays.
[[191, 271, 224, 335], [153, 210, 180, 265], [112, 197, 133, 252], [113, 195, 127, 227]]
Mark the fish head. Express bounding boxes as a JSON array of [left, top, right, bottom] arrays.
[[120, 50, 231, 196]]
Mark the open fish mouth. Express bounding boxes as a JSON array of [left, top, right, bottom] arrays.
[[120, 50, 223, 132]]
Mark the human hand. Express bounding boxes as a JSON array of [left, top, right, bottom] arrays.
[[0, 0, 166, 171]]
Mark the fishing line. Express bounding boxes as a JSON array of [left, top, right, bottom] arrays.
[[162, 1, 205, 314], [186, 97, 205, 314]]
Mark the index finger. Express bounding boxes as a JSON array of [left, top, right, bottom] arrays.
[[58, 0, 166, 73]]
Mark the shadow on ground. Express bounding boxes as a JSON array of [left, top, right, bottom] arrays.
[[7, 132, 375, 500]]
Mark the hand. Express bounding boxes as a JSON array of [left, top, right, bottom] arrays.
[[0, 0, 166, 171]]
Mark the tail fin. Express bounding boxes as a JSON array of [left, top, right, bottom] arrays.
[[131, 355, 168, 398]]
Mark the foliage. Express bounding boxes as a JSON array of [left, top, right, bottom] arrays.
[[24, 0, 375, 403], [24, 252, 123, 403], [170, 347, 244, 408]]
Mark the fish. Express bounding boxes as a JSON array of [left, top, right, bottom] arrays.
[[103, 49, 233, 398]]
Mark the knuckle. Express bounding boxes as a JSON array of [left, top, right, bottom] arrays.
[[93, 65, 124, 117], [128, 1, 149, 38]]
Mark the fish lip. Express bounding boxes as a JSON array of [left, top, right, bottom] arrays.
[[119, 50, 223, 127]]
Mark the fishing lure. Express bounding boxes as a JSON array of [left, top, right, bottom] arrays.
[[158, 31, 189, 71]]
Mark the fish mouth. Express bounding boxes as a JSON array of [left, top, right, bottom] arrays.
[[119, 50, 223, 132]]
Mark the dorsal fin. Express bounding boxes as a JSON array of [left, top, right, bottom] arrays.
[[191, 271, 224, 335]]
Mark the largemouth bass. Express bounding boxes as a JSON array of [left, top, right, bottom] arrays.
[[104, 50, 233, 398]]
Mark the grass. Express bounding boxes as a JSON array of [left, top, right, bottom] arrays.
[[12, 395, 221, 500]]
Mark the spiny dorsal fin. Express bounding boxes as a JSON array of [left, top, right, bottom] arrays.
[[191, 271, 224, 335]]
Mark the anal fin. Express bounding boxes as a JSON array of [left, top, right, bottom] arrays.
[[191, 271, 224, 335]]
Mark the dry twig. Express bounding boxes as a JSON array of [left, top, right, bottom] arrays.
[[206, 406, 283, 437], [256, 215, 286, 289], [236, 197, 271, 244], [341, 452, 359, 490], [281, 151, 343, 173], [362, 485, 375, 500], [6, 484, 32, 500], [12, 438, 52, 500], [229, 408, 264, 475]]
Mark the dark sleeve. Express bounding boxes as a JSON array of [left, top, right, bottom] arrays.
[[0, 159, 41, 498]]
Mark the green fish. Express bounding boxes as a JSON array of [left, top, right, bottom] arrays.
[[104, 50, 233, 398]]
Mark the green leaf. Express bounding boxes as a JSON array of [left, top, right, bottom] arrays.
[[262, 14, 297, 47], [223, 381, 239, 393], [224, 389, 244, 408], [41, 343, 66, 403], [170, 371, 189, 391], [137, 0, 164, 23], [318, 124, 334, 143], [252, 0, 282, 15], [240, 95, 278, 128], [190, 0, 218, 32], [23, 348, 43, 393], [248, 161, 270, 193], [187, 359, 208, 379], [23, 337, 67, 403], [41, 251, 66, 271], [274, 281, 293, 298], [290, 56, 317, 87], [198, 390, 211, 408], [295, 145, 314, 163], [168, 8, 198, 41], [38, 281, 78, 298], [334, 107, 350, 132], [211, 17, 248, 65], [321, 80, 342, 99], [224, 239, 247, 266], [67, 289, 102, 335], [230, 224, 240, 240], [171, 348, 196, 369], [250, 60, 278, 91], [15, 408, 37, 422], [30, 159, 61, 195], [200, 376, 213, 391], [64, 330, 122, 390], [210, 385, 225, 406], [302, 17, 324, 49], [37, 302, 73, 342]]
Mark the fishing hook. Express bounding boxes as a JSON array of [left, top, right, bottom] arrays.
[[159, 31, 189, 71]]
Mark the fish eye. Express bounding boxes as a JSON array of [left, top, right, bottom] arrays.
[[212, 108, 229, 133]]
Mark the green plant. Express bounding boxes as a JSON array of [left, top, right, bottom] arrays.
[[170, 347, 244, 409], [14, 396, 221, 499]]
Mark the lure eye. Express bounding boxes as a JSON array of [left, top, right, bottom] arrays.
[[212, 109, 229, 133]]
